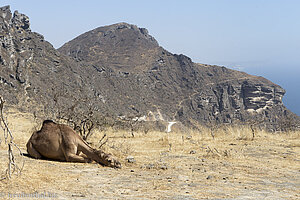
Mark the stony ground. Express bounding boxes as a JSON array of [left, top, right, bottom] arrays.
[[0, 111, 299, 199]]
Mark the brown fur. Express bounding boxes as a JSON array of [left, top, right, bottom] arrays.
[[26, 120, 121, 168]]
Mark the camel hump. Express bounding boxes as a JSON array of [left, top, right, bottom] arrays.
[[43, 120, 56, 125]]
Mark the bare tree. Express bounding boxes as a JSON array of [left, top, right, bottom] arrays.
[[277, 114, 299, 132], [0, 97, 24, 180], [245, 114, 265, 140], [206, 120, 221, 140], [47, 88, 151, 142], [57, 100, 96, 141]]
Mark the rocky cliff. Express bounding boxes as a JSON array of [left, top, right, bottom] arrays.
[[0, 6, 93, 116], [58, 22, 297, 130], [1, 6, 298, 131]]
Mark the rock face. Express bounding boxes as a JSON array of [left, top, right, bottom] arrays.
[[0, 6, 298, 130], [0, 6, 92, 115], [58, 22, 296, 129]]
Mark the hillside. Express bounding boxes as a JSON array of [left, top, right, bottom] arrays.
[[0, 6, 298, 130], [58, 22, 296, 129]]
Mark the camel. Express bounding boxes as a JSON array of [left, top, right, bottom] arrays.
[[26, 120, 121, 168]]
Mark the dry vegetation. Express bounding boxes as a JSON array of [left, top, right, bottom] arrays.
[[0, 109, 299, 199]]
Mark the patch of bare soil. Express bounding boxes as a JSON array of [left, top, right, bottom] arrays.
[[0, 111, 299, 199]]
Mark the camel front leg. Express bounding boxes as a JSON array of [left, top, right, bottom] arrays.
[[62, 144, 91, 163], [76, 151, 93, 163], [64, 153, 91, 163]]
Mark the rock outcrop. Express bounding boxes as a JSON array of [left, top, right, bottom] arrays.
[[1, 6, 298, 131], [0, 6, 92, 114]]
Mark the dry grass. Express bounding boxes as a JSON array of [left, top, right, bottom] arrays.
[[0, 109, 299, 199]]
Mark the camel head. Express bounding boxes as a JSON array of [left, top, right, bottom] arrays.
[[94, 150, 122, 168]]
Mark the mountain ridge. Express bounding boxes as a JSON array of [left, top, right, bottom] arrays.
[[1, 6, 298, 131]]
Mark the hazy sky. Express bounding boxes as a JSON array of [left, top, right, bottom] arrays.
[[2, 0, 300, 115]]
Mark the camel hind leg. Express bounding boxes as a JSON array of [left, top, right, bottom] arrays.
[[26, 141, 42, 159]]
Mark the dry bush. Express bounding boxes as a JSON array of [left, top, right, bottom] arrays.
[[0, 97, 24, 180], [83, 118, 300, 165], [204, 146, 231, 158], [277, 114, 300, 132]]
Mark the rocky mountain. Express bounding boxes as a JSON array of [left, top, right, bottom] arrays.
[[1, 6, 298, 131], [0, 6, 94, 116]]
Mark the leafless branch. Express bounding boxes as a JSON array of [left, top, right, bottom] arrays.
[[98, 133, 108, 149], [0, 97, 24, 180]]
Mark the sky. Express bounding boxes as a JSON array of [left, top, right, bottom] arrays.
[[2, 0, 300, 116]]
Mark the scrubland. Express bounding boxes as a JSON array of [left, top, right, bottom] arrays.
[[0, 110, 299, 199]]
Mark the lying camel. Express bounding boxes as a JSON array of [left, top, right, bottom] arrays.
[[26, 120, 121, 168]]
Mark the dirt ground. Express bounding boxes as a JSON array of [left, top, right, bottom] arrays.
[[0, 110, 299, 199]]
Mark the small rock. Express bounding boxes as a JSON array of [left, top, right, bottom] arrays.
[[186, 135, 192, 140], [160, 164, 168, 170], [178, 175, 189, 181], [145, 163, 155, 169], [126, 156, 135, 163], [206, 175, 213, 180], [130, 169, 134, 172], [190, 150, 196, 154], [72, 194, 86, 197], [160, 152, 168, 156], [141, 163, 155, 169]]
